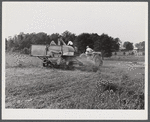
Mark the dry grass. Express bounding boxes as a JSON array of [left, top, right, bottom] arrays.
[[5, 52, 145, 109], [105, 55, 145, 62], [6, 52, 42, 68]]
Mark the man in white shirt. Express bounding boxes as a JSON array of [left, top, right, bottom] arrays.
[[67, 41, 73, 46], [86, 46, 93, 55]]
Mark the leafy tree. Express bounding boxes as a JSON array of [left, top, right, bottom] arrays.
[[61, 30, 76, 44], [123, 41, 128, 49], [94, 34, 120, 59], [6, 32, 51, 53], [135, 41, 145, 51], [75, 33, 120, 58], [7, 37, 15, 51], [35, 32, 50, 44], [49, 33, 60, 44], [141, 41, 145, 50], [112, 38, 121, 52], [123, 41, 133, 51], [74, 33, 94, 54], [126, 42, 133, 51]]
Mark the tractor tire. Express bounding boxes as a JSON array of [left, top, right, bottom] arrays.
[[67, 61, 74, 70], [94, 55, 103, 67], [43, 60, 47, 67]]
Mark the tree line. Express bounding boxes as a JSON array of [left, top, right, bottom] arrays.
[[6, 30, 144, 58], [122, 41, 145, 52], [135, 41, 145, 51]]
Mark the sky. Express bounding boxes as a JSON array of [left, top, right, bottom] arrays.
[[2, 2, 148, 45]]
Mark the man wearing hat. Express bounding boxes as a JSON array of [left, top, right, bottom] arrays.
[[86, 46, 93, 55]]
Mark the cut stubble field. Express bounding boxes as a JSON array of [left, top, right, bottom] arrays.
[[5, 52, 145, 109]]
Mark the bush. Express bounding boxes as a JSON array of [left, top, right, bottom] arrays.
[[95, 75, 144, 109], [21, 48, 30, 54], [142, 52, 145, 55], [10, 47, 16, 52]]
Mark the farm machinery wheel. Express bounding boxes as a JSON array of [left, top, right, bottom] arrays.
[[43, 63, 46, 67], [93, 55, 103, 67], [43, 60, 47, 67], [43, 60, 54, 68], [57, 61, 74, 70], [66, 61, 74, 70]]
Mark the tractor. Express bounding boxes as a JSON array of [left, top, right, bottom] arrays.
[[30, 38, 103, 69]]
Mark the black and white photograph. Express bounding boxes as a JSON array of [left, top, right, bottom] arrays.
[[2, 1, 148, 120]]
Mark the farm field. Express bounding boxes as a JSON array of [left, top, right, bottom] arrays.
[[105, 55, 145, 62], [5, 52, 145, 109]]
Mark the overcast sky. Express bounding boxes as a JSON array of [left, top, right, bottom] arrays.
[[3, 2, 148, 44]]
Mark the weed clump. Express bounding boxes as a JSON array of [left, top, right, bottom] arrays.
[[94, 73, 145, 109]]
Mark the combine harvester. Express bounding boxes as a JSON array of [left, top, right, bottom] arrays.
[[31, 38, 103, 69]]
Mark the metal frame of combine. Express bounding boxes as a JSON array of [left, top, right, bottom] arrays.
[[41, 55, 83, 69], [30, 39, 83, 69], [30, 38, 103, 69]]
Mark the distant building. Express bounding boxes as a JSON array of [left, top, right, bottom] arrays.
[[133, 48, 144, 56], [132, 47, 138, 54], [112, 47, 144, 56]]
